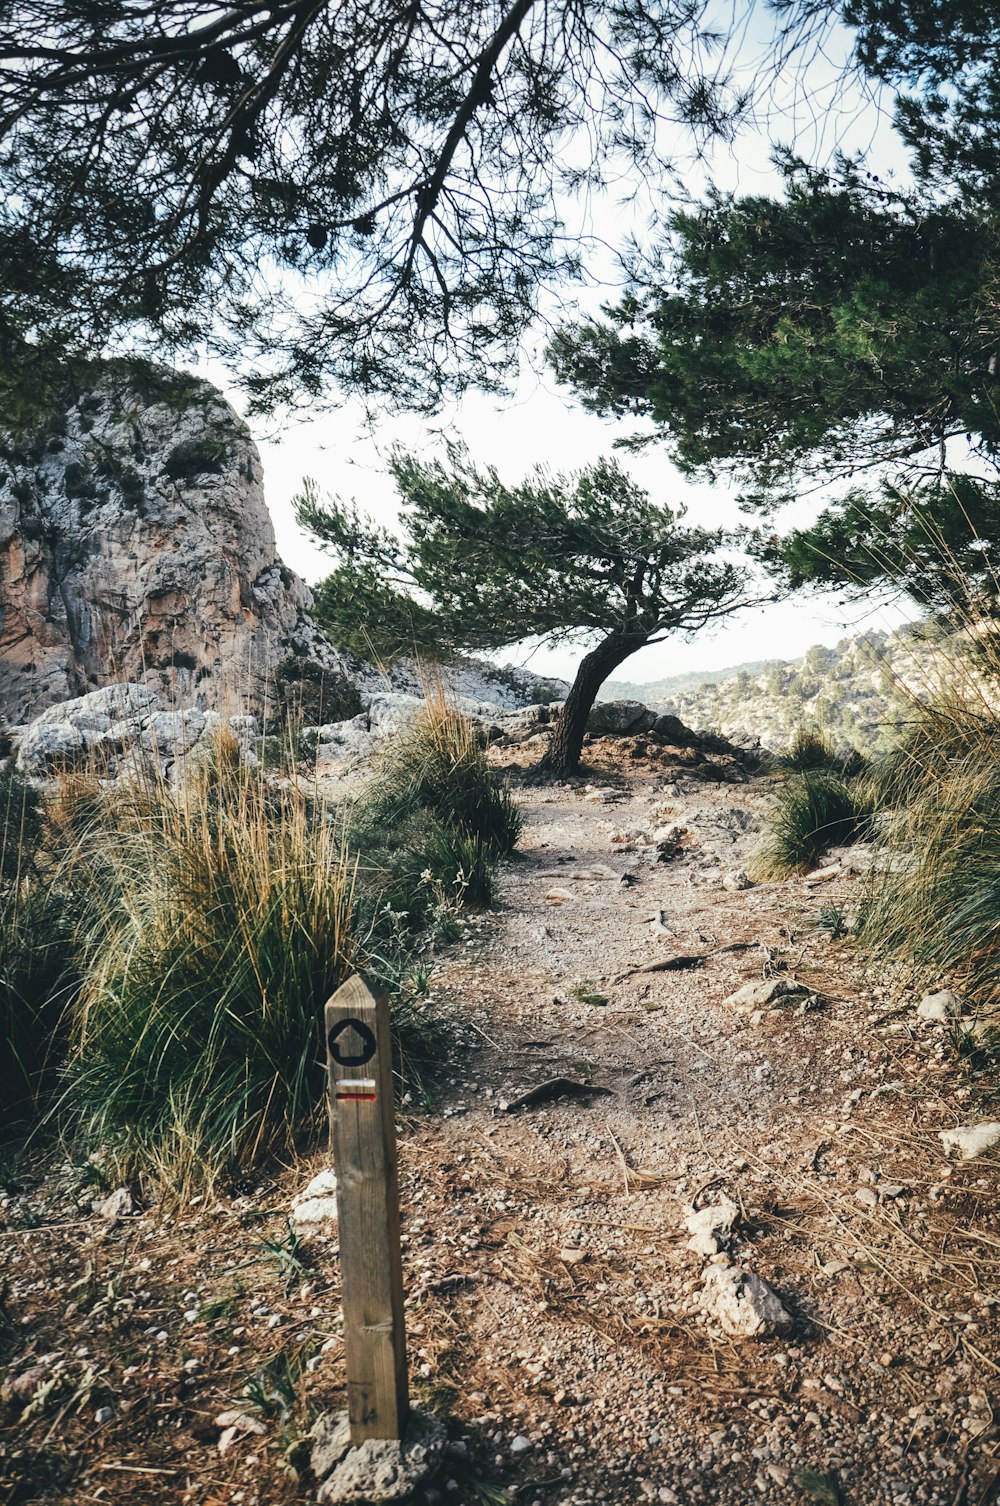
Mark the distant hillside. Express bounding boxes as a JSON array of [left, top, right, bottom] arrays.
[[605, 627, 958, 753], [601, 659, 779, 703]]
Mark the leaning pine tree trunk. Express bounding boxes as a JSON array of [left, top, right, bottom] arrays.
[[539, 634, 644, 775]]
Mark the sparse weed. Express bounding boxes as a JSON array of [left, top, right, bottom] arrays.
[[257, 1221, 313, 1291], [817, 905, 849, 940], [569, 981, 610, 1007], [242, 1348, 305, 1421]]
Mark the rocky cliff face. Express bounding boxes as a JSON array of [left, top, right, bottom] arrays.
[[0, 363, 359, 727]]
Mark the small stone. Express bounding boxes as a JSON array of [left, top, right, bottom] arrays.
[[511, 1435, 532, 1454], [545, 888, 575, 903], [917, 990, 964, 1024], [215, 1409, 266, 1455], [683, 1197, 739, 1256], [722, 868, 752, 892], [939, 1122, 1000, 1160], [1, 1365, 46, 1406], [855, 1187, 878, 1208], [701, 1265, 794, 1339], [94, 1406, 114, 1425], [291, 1169, 338, 1227], [96, 1187, 135, 1221], [558, 1248, 587, 1265]]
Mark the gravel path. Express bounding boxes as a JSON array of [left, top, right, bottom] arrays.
[[402, 756, 1000, 1506], [2, 746, 998, 1506]]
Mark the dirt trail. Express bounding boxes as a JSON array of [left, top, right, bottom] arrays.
[[404, 756, 1000, 1506], [2, 750, 998, 1506]]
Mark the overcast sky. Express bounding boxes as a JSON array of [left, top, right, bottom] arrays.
[[213, 14, 917, 686]]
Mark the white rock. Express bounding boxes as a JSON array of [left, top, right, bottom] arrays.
[[721, 979, 809, 1013], [291, 1169, 338, 1227], [653, 823, 689, 846], [917, 989, 964, 1024], [939, 1122, 1000, 1160], [215, 1409, 267, 1455], [701, 1265, 793, 1339], [683, 1197, 740, 1256], [96, 1187, 136, 1221], [722, 868, 752, 892]]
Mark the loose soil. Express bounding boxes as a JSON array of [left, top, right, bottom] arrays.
[[3, 740, 999, 1506]]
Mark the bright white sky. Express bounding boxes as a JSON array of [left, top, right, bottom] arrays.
[[208, 11, 920, 686]]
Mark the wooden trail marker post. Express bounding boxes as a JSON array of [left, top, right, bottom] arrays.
[[325, 975, 409, 1446]]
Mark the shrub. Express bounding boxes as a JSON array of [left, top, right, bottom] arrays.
[[779, 726, 868, 777], [860, 699, 1000, 1009], [0, 768, 43, 882], [348, 698, 519, 937], [752, 770, 870, 879], [355, 696, 521, 857], [0, 879, 79, 1125], [779, 727, 838, 771], [64, 750, 357, 1192], [0, 772, 82, 1122]]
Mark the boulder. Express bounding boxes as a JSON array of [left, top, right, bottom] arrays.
[[15, 683, 258, 776], [311, 1408, 447, 1504], [588, 700, 656, 736]]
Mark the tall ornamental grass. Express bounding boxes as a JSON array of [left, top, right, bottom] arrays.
[[349, 694, 521, 921], [65, 739, 357, 1191], [0, 770, 79, 1123], [860, 670, 1000, 1010], [751, 770, 872, 879]]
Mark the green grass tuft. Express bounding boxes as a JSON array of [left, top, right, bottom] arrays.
[[752, 771, 870, 879], [63, 748, 357, 1193]]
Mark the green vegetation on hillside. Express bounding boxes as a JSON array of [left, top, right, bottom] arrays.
[[627, 628, 950, 755]]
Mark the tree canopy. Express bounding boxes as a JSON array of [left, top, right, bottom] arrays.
[[7, 0, 998, 416], [297, 451, 754, 770], [0, 0, 762, 419], [550, 153, 1000, 607]]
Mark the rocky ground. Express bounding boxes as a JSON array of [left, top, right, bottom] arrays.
[[2, 734, 999, 1506]]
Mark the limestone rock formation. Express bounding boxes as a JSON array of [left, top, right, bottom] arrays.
[[0, 363, 359, 728]]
